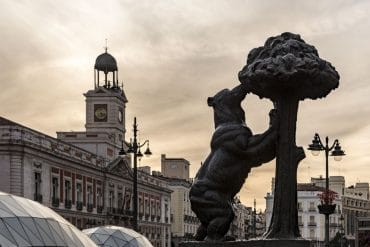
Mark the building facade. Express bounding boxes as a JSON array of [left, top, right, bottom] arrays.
[[266, 176, 370, 246], [161, 154, 190, 181], [0, 50, 172, 247], [153, 175, 199, 247]]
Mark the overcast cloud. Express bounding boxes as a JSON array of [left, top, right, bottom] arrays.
[[1, 0, 370, 209]]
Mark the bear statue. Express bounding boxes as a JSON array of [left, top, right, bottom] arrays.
[[189, 83, 278, 242]]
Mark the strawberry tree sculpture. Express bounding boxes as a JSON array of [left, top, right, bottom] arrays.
[[239, 32, 340, 239]]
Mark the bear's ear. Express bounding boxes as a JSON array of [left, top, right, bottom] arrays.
[[207, 97, 214, 107]]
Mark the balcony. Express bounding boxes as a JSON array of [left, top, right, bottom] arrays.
[[298, 207, 303, 212], [76, 201, 83, 211], [308, 207, 317, 212], [64, 200, 72, 209], [308, 222, 317, 227], [97, 206, 103, 214], [107, 207, 116, 215], [330, 223, 339, 227], [34, 193, 43, 203], [51, 197, 59, 207], [87, 203, 93, 212], [298, 222, 304, 227]]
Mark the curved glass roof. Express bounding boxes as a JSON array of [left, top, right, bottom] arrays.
[[83, 226, 153, 247], [0, 191, 97, 247]]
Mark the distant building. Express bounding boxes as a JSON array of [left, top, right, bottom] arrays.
[[228, 198, 250, 240], [266, 176, 370, 246], [0, 50, 172, 247], [153, 174, 199, 247], [161, 154, 190, 181]]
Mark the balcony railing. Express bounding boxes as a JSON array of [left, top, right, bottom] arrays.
[[308, 207, 317, 212], [308, 222, 317, 227], [298, 222, 304, 227], [76, 201, 83, 211], [51, 197, 59, 207], [65, 200, 72, 209], [107, 207, 116, 214], [97, 206, 103, 214], [87, 203, 93, 212], [34, 193, 43, 203]]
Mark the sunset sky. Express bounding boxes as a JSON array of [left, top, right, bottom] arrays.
[[1, 0, 370, 210]]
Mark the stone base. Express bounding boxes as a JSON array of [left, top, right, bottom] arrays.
[[179, 239, 312, 247]]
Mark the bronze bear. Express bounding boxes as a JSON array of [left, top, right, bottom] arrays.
[[189, 83, 278, 242]]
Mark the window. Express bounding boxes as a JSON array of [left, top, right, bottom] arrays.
[[117, 192, 123, 210], [298, 202, 302, 210], [309, 229, 315, 239], [310, 215, 315, 224], [109, 191, 114, 208], [97, 187, 102, 207], [76, 183, 82, 202], [52, 177, 58, 199], [65, 180, 71, 201], [34, 172, 41, 195], [87, 185, 93, 205]]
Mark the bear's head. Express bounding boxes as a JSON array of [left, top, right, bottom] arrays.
[[207, 84, 249, 128]]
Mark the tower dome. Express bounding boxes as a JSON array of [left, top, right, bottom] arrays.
[[94, 47, 119, 89], [94, 51, 117, 72]]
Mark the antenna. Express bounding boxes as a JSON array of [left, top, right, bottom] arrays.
[[104, 38, 108, 53]]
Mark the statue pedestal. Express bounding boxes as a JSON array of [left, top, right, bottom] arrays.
[[179, 239, 312, 247]]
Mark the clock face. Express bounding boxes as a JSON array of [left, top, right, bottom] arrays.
[[118, 110, 123, 123], [94, 104, 107, 122]]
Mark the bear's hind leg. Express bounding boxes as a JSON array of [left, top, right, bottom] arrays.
[[205, 205, 234, 242], [194, 224, 207, 241]]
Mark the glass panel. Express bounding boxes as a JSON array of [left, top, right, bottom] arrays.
[[94, 232, 111, 243], [0, 218, 17, 245], [0, 199, 28, 217], [34, 218, 57, 246], [19, 218, 44, 246], [0, 233, 18, 247], [59, 223, 78, 247], [48, 220, 68, 245], [4, 221, 31, 246]]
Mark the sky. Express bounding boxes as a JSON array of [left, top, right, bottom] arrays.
[[1, 0, 370, 210]]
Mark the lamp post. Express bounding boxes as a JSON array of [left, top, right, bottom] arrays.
[[308, 133, 345, 247], [119, 117, 152, 231], [340, 214, 345, 247]]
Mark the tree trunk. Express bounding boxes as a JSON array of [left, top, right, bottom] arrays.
[[264, 97, 305, 239]]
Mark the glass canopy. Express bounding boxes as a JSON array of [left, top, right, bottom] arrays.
[[0, 191, 97, 246]]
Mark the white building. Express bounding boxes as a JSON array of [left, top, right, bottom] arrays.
[[266, 177, 342, 243], [266, 176, 370, 246]]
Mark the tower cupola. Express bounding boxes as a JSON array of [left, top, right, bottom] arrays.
[[94, 47, 119, 89]]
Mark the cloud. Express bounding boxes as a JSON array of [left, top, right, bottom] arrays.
[[1, 0, 370, 210]]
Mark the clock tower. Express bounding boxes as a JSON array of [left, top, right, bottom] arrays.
[[57, 48, 128, 161]]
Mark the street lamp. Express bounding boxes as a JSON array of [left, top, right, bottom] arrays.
[[308, 133, 345, 247], [340, 214, 345, 247], [119, 117, 152, 231]]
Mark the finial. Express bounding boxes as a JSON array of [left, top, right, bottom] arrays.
[[104, 38, 108, 53]]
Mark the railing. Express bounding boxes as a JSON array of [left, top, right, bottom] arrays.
[[298, 222, 304, 227], [308, 207, 317, 212], [87, 203, 93, 212], [107, 207, 116, 214], [308, 222, 317, 227], [65, 200, 72, 209], [34, 193, 43, 203], [76, 201, 83, 211], [51, 197, 59, 207], [97, 206, 103, 214]]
